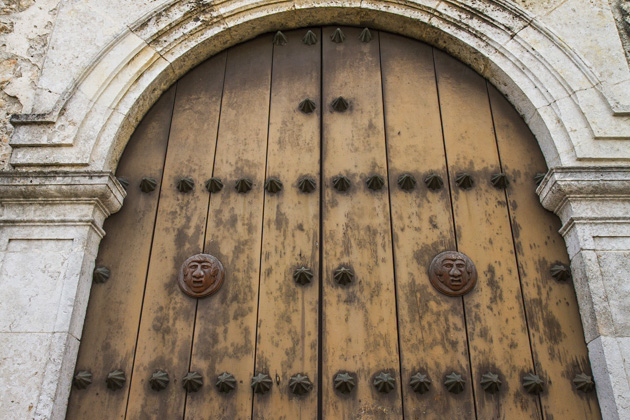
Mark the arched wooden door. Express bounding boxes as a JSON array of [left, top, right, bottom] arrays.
[[67, 27, 601, 420]]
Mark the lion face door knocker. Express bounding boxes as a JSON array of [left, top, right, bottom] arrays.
[[178, 253, 225, 298], [429, 251, 477, 296]]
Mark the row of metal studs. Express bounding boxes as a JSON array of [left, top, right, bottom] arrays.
[[117, 171, 548, 196], [72, 369, 595, 395]]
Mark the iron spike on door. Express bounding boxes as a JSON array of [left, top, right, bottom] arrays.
[[299, 98, 317, 114], [373, 372, 396, 393], [216, 372, 237, 393], [106, 370, 126, 391], [149, 370, 170, 391], [480, 372, 502, 394], [182, 372, 203, 392], [302, 30, 317, 46], [93, 266, 110, 284], [293, 266, 313, 285], [330, 28, 345, 43], [333, 372, 355, 394], [409, 372, 431, 394], [298, 176, 316, 193], [251, 373, 273, 394], [424, 173, 444, 191], [273, 31, 288, 46], [205, 177, 223, 193], [366, 174, 385, 191], [289, 373, 313, 395], [359, 28, 373, 43], [444, 372, 465, 394], [73, 371, 93, 390], [331, 96, 349, 112], [139, 177, 157, 193]]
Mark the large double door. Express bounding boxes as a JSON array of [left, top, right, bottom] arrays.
[[67, 27, 600, 419]]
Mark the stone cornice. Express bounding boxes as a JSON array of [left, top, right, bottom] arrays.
[[0, 171, 126, 216], [538, 167, 630, 215]]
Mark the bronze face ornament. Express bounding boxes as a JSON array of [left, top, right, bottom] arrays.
[[177, 253, 225, 298], [429, 251, 477, 296]]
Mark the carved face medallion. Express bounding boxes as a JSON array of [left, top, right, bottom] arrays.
[[429, 251, 477, 296], [177, 253, 225, 298]]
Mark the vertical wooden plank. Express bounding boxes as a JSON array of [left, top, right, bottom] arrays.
[[184, 35, 273, 420], [489, 85, 601, 419], [434, 50, 542, 419], [379, 33, 475, 419], [321, 27, 403, 419], [66, 87, 176, 420], [124, 54, 227, 420], [251, 29, 321, 419]]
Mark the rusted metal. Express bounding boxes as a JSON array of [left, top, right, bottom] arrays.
[[289, 373, 313, 395], [177, 177, 194, 193], [106, 370, 126, 391], [73, 371, 93, 390], [397, 173, 416, 191], [177, 253, 225, 299], [216, 372, 237, 393], [366, 174, 385, 190], [299, 98, 317, 114], [429, 251, 477, 296], [455, 173, 474, 189], [251, 373, 273, 394], [480, 372, 501, 393], [149, 370, 170, 391], [409, 372, 431, 394], [92, 266, 110, 284], [333, 372, 355, 394], [444, 372, 465, 394], [332, 175, 351, 192], [374, 372, 396, 393]]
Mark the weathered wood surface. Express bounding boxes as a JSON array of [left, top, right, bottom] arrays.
[[380, 32, 474, 419], [66, 87, 176, 420], [251, 28, 321, 420], [489, 85, 601, 419], [125, 54, 226, 420], [184, 35, 273, 420], [321, 27, 403, 419], [435, 50, 542, 419]]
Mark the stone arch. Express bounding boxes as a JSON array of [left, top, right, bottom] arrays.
[[9, 0, 630, 171]]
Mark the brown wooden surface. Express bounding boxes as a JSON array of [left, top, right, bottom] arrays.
[[66, 86, 176, 420], [435, 49, 542, 419], [489, 85, 602, 419], [321, 27, 403, 419], [125, 54, 227, 420], [251, 28, 321, 420], [68, 28, 601, 420], [380, 33, 475, 419], [184, 35, 273, 420]]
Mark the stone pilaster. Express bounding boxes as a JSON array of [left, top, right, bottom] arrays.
[[0, 172, 124, 420]]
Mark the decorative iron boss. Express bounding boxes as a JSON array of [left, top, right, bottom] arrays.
[[177, 253, 225, 298], [429, 251, 477, 296]]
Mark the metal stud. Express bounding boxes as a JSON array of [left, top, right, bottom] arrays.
[[251, 373, 273, 394], [359, 27, 373, 43], [550, 263, 571, 281], [444, 372, 465, 394], [205, 177, 223, 193], [235, 178, 253, 193], [273, 31, 287, 46], [177, 177, 194, 193], [490, 173, 509, 189], [73, 371, 93, 390], [149, 370, 170, 391], [480, 372, 501, 394], [106, 369, 126, 391], [534, 172, 546, 186], [293, 267, 313, 285], [298, 176, 317, 193], [303, 30, 318, 46], [333, 372, 355, 394], [331, 96, 349, 112], [117, 177, 129, 190], [332, 175, 351, 192], [573, 373, 595, 393], [299, 98, 317, 114], [366, 174, 385, 191], [373, 371, 395, 393], [93, 266, 111, 284], [139, 177, 157, 193], [424, 173, 443, 191], [409, 372, 431, 394], [289, 373, 313, 395], [455, 173, 474, 190], [334, 266, 354, 286], [397, 173, 416, 191], [522, 373, 544, 394], [216, 372, 237, 393], [182, 371, 203, 392], [265, 177, 283, 194], [330, 28, 345, 43]]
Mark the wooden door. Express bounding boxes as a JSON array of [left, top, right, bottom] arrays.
[[67, 27, 601, 420]]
